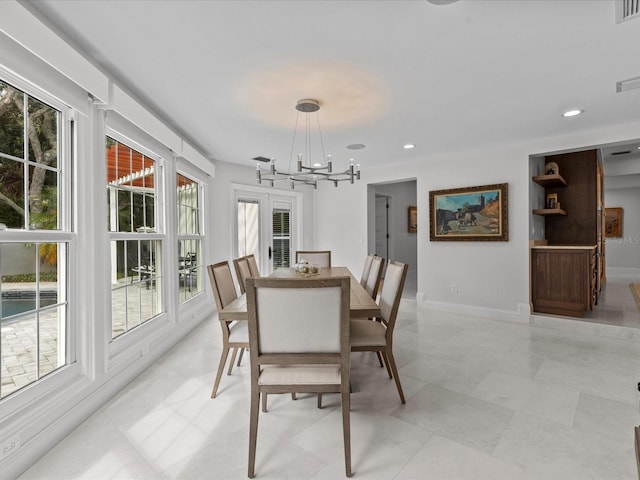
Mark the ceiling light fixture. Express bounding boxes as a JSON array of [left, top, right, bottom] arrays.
[[562, 109, 583, 117], [403, 144, 416, 149], [256, 99, 361, 189]]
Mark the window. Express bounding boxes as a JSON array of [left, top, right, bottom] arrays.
[[237, 199, 260, 260], [272, 208, 291, 268], [177, 172, 202, 302], [0, 77, 70, 399], [107, 137, 163, 339]]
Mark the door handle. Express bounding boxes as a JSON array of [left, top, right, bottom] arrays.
[[268, 246, 272, 259]]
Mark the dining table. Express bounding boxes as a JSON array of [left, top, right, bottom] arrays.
[[218, 266, 380, 321]]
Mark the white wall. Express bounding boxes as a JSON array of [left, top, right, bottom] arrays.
[[314, 123, 640, 321], [604, 187, 640, 280]]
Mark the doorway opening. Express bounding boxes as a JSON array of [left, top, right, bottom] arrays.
[[368, 180, 417, 298]]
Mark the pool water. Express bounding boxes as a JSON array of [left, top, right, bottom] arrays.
[[1, 297, 57, 319]]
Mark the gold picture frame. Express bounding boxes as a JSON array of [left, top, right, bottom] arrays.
[[408, 206, 417, 233], [605, 207, 623, 238], [429, 183, 508, 241]]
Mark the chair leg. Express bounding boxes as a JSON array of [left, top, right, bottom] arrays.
[[383, 350, 406, 404], [376, 351, 384, 368], [262, 393, 268, 412], [211, 346, 231, 398], [237, 347, 245, 366], [341, 383, 352, 477], [228, 348, 239, 375], [317, 393, 323, 409], [291, 392, 297, 400], [248, 388, 260, 478], [381, 350, 392, 379]]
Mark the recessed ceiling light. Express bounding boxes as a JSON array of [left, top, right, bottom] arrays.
[[347, 144, 365, 150], [562, 109, 583, 117], [403, 144, 416, 149]]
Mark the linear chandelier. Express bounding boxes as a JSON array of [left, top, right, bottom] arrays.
[[256, 99, 361, 189]]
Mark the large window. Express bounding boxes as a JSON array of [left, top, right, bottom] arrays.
[[177, 172, 202, 302], [0, 77, 69, 399], [107, 137, 163, 339]]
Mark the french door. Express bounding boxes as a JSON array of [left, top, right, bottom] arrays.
[[233, 185, 302, 275]]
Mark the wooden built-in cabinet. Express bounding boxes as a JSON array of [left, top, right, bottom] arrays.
[[531, 246, 597, 317], [530, 149, 604, 317]]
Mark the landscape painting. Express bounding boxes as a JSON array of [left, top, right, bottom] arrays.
[[429, 183, 508, 241]]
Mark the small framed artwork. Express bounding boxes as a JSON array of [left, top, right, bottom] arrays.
[[605, 207, 623, 237], [429, 183, 508, 241], [408, 206, 417, 233], [546, 193, 558, 209]]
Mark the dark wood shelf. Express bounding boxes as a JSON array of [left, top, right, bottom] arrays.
[[533, 208, 567, 216], [532, 173, 567, 188]]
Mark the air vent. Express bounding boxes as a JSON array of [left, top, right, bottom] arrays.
[[611, 150, 632, 156], [252, 156, 271, 162], [615, 0, 640, 23], [616, 75, 640, 93]]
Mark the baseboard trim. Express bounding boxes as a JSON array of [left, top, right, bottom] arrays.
[[420, 299, 530, 324]]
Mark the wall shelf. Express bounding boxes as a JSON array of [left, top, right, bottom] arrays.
[[533, 208, 567, 216], [532, 173, 567, 188]]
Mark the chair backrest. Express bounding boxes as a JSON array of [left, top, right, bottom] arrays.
[[246, 277, 350, 359], [233, 256, 252, 294], [360, 254, 375, 287], [365, 255, 384, 299], [207, 261, 238, 311], [378, 261, 408, 333], [246, 254, 260, 277], [295, 250, 331, 267]]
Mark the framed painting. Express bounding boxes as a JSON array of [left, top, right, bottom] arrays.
[[429, 183, 508, 241], [605, 207, 623, 238], [408, 206, 417, 233]]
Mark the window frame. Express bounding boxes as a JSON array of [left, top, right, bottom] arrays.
[[0, 67, 77, 406], [176, 167, 204, 304], [105, 127, 168, 348]]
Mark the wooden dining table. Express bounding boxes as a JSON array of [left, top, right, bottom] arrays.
[[218, 266, 380, 321]]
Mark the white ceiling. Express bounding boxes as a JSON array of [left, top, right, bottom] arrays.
[[25, 0, 640, 181]]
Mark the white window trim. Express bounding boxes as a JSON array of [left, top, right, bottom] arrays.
[[230, 183, 303, 272], [105, 128, 170, 358], [176, 167, 205, 305], [0, 66, 77, 410]]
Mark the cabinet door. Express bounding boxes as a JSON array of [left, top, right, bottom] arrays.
[[532, 249, 590, 317]]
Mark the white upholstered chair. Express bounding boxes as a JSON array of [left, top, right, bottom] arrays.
[[233, 256, 252, 294], [350, 260, 408, 404], [365, 255, 384, 300], [245, 254, 260, 278], [360, 253, 375, 288], [246, 276, 352, 478], [295, 250, 331, 267], [207, 261, 249, 398]]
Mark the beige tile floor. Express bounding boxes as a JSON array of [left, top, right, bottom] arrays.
[[18, 289, 640, 480]]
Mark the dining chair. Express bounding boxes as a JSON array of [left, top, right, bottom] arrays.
[[350, 260, 408, 404], [207, 261, 249, 398], [246, 276, 352, 478], [360, 253, 375, 288], [295, 250, 331, 267], [245, 254, 260, 277], [365, 254, 384, 300], [233, 256, 252, 294]]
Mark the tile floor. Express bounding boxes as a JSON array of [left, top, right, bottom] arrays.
[[18, 289, 640, 480]]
